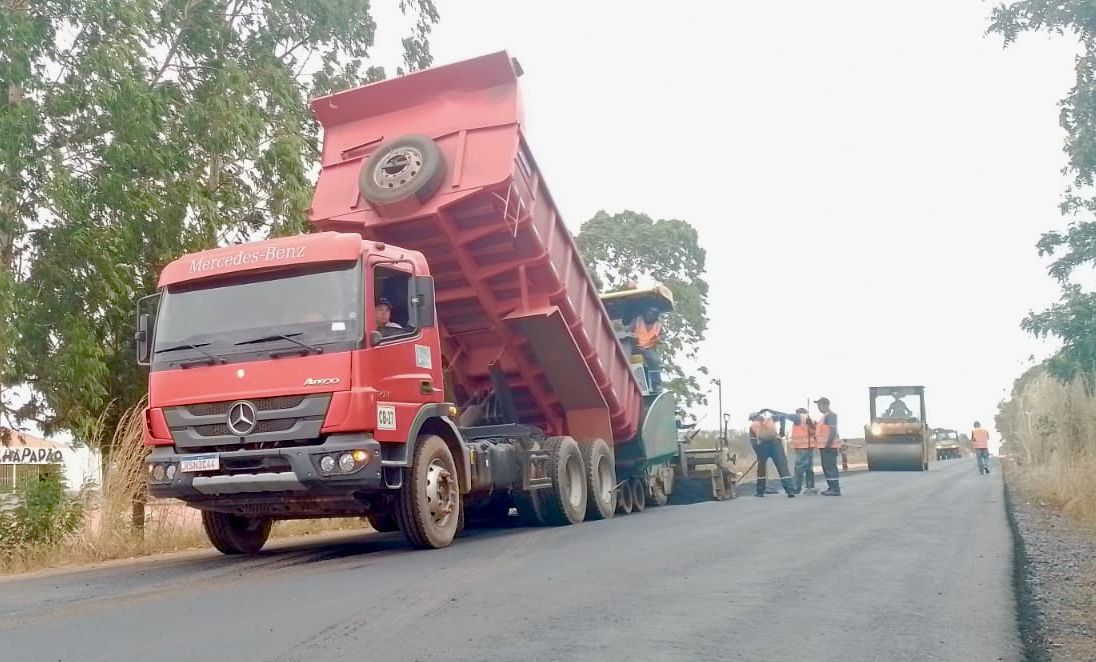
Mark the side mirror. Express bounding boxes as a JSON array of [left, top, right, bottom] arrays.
[[135, 313, 152, 366], [407, 275, 436, 328], [134, 292, 160, 367]]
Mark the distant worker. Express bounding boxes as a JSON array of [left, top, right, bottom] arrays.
[[748, 412, 796, 498], [628, 306, 663, 392], [376, 298, 404, 336], [814, 397, 842, 496], [971, 421, 991, 475], [884, 396, 913, 419], [766, 408, 817, 495]]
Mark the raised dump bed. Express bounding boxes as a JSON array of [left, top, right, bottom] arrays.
[[308, 51, 643, 444]]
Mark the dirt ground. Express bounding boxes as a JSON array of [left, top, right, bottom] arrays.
[[1004, 462, 1096, 661]]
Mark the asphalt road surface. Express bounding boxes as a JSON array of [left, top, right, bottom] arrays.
[[0, 457, 1021, 662]]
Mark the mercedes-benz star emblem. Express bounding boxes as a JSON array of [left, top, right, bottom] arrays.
[[226, 401, 257, 436]]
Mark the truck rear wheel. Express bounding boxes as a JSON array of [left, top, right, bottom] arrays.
[[631, 478, 647, 512], [513, 489, 545, 527], [395, 434, 461, 549], [581, 438, 615, 521], [616, 481, 634, 514], [538, 436, 588, 526], [201, 511, 271, 555]]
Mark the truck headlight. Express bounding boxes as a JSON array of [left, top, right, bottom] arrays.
[[339, 453, 356, 473]]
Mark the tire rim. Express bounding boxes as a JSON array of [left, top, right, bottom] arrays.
[[374, 146, 424, 189], [426, 458, 456, 527], [595, 455, 613, 506], [565, 452, 584, 509]]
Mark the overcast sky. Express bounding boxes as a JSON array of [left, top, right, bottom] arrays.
[[378, 0, 1080, 448]]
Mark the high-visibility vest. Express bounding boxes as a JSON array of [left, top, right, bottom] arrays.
[[816, 411, 842, 449], [790, 415, 815, 449], [972, 428, 989, 449], [750, 418, 779, 441], [633, 318, 661, 350]]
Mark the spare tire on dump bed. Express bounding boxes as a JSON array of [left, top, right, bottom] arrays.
[[358, 134, 447, 218]]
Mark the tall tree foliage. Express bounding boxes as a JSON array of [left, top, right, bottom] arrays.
[[0, 0, 439, 446], [575, 210, 710, 409], [991, 3, 1096, 384]]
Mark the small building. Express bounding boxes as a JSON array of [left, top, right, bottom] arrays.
[[0, 429, 101, 493]]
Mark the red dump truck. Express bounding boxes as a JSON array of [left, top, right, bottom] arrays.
[[136, 52, 717, 554]]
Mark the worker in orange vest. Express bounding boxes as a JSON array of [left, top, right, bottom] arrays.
[[748, 412, 796, 498], [763, 408, 817, 494], [971, 421, 991, 475], [627, 306, 663, 391], [814, 397, 842, 496]]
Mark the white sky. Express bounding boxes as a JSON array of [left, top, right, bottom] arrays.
[[408, 0, 1079, 448]]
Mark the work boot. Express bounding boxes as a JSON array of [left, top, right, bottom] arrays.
[[821, 480, 841, 496], [804, 487, 819, 495], [755, 478, 766, 497]]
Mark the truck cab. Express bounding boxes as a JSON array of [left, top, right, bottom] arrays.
[[138, 232, 466, 551]]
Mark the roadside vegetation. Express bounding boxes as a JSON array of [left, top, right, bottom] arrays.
[[996, 370, 1096, 526], [989, 4, 1096, 526]]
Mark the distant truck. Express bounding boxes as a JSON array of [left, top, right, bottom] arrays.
[[930, 428, 961, 461], [136, 52, 720, 554]]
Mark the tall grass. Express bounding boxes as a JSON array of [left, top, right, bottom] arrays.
[[1000, 374, 1096, 526]]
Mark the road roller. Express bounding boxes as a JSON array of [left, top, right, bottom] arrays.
[[864, 385, 930, 471]]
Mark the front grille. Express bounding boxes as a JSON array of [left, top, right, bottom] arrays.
[[166, 393, 331, 451], [186, 395, 306, 417], [192, 418, 296, 437]]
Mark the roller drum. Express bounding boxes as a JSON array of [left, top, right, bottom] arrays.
[[866, 437, 927, 471]]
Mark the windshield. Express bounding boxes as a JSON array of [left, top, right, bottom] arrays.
[[152, 261, 362, 367], [875, 393, 923, 421]]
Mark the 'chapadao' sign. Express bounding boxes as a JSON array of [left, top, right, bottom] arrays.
[[1, 448, 65, 464]]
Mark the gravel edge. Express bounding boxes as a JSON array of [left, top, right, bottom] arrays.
[[1003, 471, 1050, 662], [1003, 464, 1096, 662]]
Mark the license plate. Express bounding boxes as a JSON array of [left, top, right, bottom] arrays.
[[179, 454, 219, 473]]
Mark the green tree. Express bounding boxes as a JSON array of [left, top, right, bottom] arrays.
[[575, 209, 710, 409], [0, 0, 439, 447], [991, 3, 1096, 384]]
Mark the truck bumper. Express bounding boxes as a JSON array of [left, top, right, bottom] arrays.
[[145, 433, 391, 515]]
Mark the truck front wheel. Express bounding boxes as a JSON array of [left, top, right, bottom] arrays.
[[201, 511, 272, 555], [396, 434, 461, 549]]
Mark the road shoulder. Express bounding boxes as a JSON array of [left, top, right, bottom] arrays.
[[1004, 462, 1096, 661]]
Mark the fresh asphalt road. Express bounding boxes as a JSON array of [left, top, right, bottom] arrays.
[[0, 457, 1021, 662]]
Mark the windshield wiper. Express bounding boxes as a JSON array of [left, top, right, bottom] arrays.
[[234, 332, 323, 356], [154, 342, 227, 365]]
